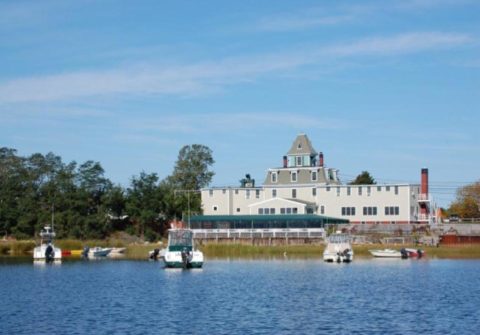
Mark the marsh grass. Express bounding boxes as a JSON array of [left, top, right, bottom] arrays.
[[201, 243, 324, 258], [125, 243, 165, 259], [0, 241, 36, 255], [3, 239, 480, 259]]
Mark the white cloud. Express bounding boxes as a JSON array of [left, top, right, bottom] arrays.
[[0, 32, 472, 104]]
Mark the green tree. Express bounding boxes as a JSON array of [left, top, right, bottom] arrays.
[[126, 172, 164, 241], [349, 171, 376, 185], [166, 144, 215, 217]]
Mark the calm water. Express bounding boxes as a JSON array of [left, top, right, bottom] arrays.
[[1, 258, 480, 335]]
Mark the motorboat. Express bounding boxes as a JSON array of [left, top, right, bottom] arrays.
[[163, 229, 204, 268], [82, 246, 112, 258], [323, 232, 353, 263], [369, 249, 402, 258], [33, 226, 62, 263], [403, 248, 425, 258]]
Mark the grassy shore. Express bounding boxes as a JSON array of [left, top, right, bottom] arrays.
[[3, 240, 480, 259], [201, 243, 480, 259]]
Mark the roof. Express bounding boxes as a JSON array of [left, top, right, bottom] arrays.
[[287, 133, 317, 156], [190, 214, 349, 224]]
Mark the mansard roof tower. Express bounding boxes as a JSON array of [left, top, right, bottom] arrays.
[[263, 133, 340, 186]]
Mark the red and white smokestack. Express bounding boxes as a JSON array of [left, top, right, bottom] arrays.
[[421, 168, 429, 196], [318, 152, 324, 167], [283, 156, 288, 168]]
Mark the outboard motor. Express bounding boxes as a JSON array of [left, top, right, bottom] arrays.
[[150, 248, 160, 261], [343, 249, 352, 263], [81, 246, 90, 258], [181, 248, 193, 268], [45, 244, 54, 263], [400, 248, 409, 259], [417, 249, 423, 258]]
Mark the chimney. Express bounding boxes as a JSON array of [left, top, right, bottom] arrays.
[[283, 156, 288, 168], [318, 152, 324, 167], [420, 168, 429, 217], [421, 168, 428, 196]]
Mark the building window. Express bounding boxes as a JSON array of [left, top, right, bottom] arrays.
[[296, 156, 302, 166], [291, 171, 297, 182], [236, 208, 240, 212], [320, 205, 325, 215], [358, 187, 362, 196], [235, 189, 239, 195], [246, 190, 250, 199], [386, 186, 390, 192], [292, 208, 298, 214], [341, 207, 356, 216], [377, 186, 381, 192], [209, 190, 213, 197], [347, 187, 351, 196], [312, 171, 317, 181], [367, 186, 371, 196], [271, 208, 275, 215], [286, 208, 292, 214], [280, 208, 286, 214], [213, 206, 218, 211], [312, 188, 316, 196], [258, 208, 264, 215], [292, 189, 297, 198], [272, 189, 277, 197], [385, 206, 399, 216], [222, 189, 226, 194], [336, 187, 340, 196], [326, 186, 331, 192], [264, 208, 270, 214], [394, 186, 399, 195], [271, 172, 277, 183], [255, 189, 260, 199]]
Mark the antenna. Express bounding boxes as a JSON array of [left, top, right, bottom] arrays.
[[174, 189, 200, 229]]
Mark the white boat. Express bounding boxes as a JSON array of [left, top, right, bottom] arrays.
[[323, 232, 353, 263], [163, 229, 204, 268], [33, 226, 62, 263], [110, 247, 126, 255], [369, 249, 402, 258], [84, 247, 112, 258]]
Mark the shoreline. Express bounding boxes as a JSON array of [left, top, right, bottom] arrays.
[[3, 240, 480, 260]]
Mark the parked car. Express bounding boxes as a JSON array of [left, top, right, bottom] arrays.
[[449, 215, 460, 222]]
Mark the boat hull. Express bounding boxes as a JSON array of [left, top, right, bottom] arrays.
[[163, 250, 204, 268], [33, 245, 62, 261], [369, 249, 402, 258]]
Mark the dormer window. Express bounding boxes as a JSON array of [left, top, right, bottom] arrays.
[[271, 171, 277, 183], [291, 171, 298, 182], [311, 170, 317, 181], [297, 143, 302, 150], [296, 156, 302, 166]]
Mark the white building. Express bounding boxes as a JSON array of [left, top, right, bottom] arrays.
[[200, 134, 435, 225]]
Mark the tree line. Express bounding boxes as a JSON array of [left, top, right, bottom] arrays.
[[0, 145, 214, 241]]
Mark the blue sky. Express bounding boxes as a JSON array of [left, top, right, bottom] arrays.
[[1, 0, 479, 207]]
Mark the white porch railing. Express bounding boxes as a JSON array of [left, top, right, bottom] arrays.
[[192, 228, 326, 239]]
